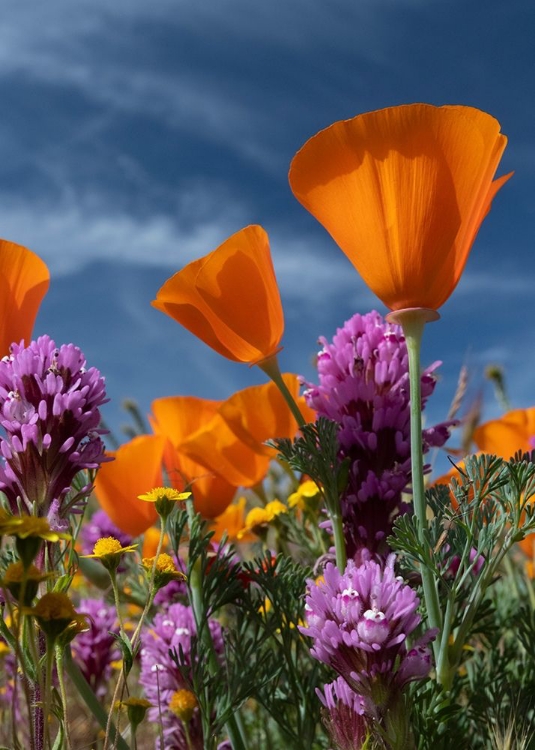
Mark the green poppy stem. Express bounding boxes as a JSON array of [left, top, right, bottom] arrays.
[[185, 499, 247, 750], [257, 355, 307, 428], [395, 309, 443, 663]]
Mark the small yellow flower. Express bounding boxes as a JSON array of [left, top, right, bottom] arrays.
[[138, 487, 191, 503], [237, 500, 287, 540], [115, 697, 152, 730], [1, 516, 71, 568], [1, 562, 53, 605], [26, 592, 78, 640], [169, 689, 198, 723], [2, 516, 71, 542], [288, 480, 321, 510], [82, 537, 138, 572], [141, 553, 186, 590], [138, 487, 191, 520]]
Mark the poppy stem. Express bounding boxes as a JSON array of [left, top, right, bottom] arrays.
[[396, 309, 443, 666], [256, 355, 307, 428]]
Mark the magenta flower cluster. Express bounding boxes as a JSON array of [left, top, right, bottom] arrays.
[[0, 336, 108, 521], [71, 598, 120, 698], [300, 556, 435, 712], [140, 602, 224, 749], [317, 677, 369, 750], [303, 310, 453, 560]]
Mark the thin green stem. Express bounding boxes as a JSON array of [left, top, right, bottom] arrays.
[[104, 520, 167, 750], [257, 355, 306, 428], [43, 636, 55, 750], [186, 499, 247, 750], [108, 570, 127, 642], [54, 647, 72, 750], [330, 511, 347, 571], [63, 647, 129, 750], [400, 311, 443, 663]]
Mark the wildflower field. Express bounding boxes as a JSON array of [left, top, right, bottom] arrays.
[[1, 103, 534, 750]]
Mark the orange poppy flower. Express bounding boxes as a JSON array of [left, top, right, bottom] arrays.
[[178, 412, 271, 488], [210, 496, 252, 544], [473, 407, 535, 459], [93, 434, 167, 536], [289, 104, 511, 313], [150, 396, 237, 518], [152, 225, 284, 365], [0, 240, 50, 355], [218, 375, 314, 457]]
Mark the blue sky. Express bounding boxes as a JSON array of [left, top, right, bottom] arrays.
[[1, 0, 534, 454]]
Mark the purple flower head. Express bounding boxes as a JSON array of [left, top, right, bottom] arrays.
[[317, 677, 370, 750], [300, 556, 435, 705], [140, 603, 223, 749], [71, 598, 120, 698], [0, 336, 109, 518], [303, 311, 454, 560]]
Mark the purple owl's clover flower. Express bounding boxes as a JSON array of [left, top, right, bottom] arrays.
[[303, 310, 455, 561], [317, 677, 371, 750], [71, 598, 120, 698], [140, 603, 224, 750], [301, 556, 436, 727], [0, 336, 109, 523]]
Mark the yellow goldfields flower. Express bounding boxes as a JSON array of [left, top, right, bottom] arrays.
[[138, 486, 191, 520], [115, 697, 152, 730], [169, 689, 198, 723], [141, 553, 186, 590], [288, 480, 321, 510], [237, 500, 287, 540], [1, 562, 52, 605], [26, 592, 78, 640], [1, 516, 71, 542], [1, 516, 71, 568], [138, 487, 191, 503], [82, 537, 138, 573]]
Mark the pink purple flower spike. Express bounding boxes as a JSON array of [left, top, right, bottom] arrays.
[[140, 603, 223, 749], [71, 598, 120, 698], [0, 336, 109, 518], [317, 677, 370, 750], [303, 310, 455, 560], [300, 556, 436, 707]]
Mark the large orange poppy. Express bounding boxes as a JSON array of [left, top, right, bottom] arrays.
[[218, 375, 314, 457], [150, 396, 237, 518], [289, 104, 510, 313], [93, 434, 167, 536], [0, 240, 50, 355], [473, 407, 535, 459], [152, 225, 284, 365]]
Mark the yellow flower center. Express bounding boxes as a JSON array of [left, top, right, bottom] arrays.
[[151, 553, 178, 574], [138, 487, 191, 503], [93, 537, 123, 556], [33, 592, 76, 621], [169, 689, 198, 722], [3, 562, 42, 584]]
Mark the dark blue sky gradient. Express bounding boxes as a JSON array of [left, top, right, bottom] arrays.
[[1, 0, 533, 459]]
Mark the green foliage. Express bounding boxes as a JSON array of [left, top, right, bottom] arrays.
[[269, 417, 349, 515]]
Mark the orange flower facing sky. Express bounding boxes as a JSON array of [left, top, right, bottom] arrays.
[[93, 434, 167, 536], [0, 240, 50, 355], [217, 375, 314, 457], [152, 224, 284, 365], [473, 407, 535, 459], [289, 104, 511, 314], [150, 396, 237, 518]]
